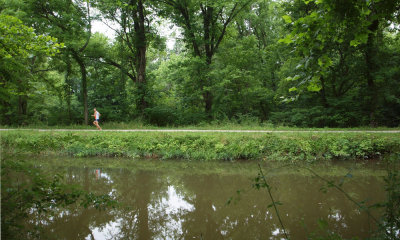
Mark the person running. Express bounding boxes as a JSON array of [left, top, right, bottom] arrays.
[[92, 108, 102, 130]]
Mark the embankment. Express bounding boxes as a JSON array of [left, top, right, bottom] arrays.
[[1, 130, 399, 162]]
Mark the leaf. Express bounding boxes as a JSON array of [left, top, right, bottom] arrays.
[[289, 87, 298, 92], [318, 55, 332, 68], [305, 57, 312, 69], [226, 197, 233, 205], [278, 34, 293, 44], [311, 75, 320, 82], [356, 33, 369, 44], [293, 75, 301, 81], [350, 39, 360, 46], [351, 33, 369, 46], [309, 11, 318, 19], [307, 82, 321, 92], [282, 15, 292, 24], [362, 8, 371, 16]]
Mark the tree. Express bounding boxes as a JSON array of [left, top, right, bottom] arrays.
[[280, 0, 400, 125], [0, 14, 63, 124], [1, 0, 399, 127], [231, 0, 288, 120], [94, 0, 158, 114], [8, 0, 94, 124], [156, 0, 254, 117], [85, 33, 131, 122]]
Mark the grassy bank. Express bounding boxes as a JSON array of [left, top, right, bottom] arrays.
[[1, 130, 399, 162]]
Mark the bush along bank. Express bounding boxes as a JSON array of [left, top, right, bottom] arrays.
[[1, 131, 399, 162]]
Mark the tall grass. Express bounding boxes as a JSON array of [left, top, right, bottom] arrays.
[[1, 131, 399, 162]]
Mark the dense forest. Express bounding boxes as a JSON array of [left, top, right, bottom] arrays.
[[1, 0, 400, 127]]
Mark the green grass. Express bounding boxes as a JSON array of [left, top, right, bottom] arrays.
[[2, 130, 399, 162], [1, 121, 399, 131]]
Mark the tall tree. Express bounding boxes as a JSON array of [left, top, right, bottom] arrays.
[[157, 0, 254, 117], [94, 0, 154, 113]]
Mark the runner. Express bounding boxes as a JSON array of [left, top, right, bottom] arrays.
[[92, 108, 102, 130]]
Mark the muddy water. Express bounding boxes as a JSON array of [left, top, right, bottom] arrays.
[[22, 159, 388, 239]]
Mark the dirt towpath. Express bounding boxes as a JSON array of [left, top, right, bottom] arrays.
[[1, 129, 399, 133]]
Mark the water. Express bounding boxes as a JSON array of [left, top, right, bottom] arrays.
[[5, 157, 389, 239]]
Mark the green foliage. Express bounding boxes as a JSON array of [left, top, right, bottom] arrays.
[[1, 131, 399, 162], [0, 14, 64, 125], [371, 157, 400, 239], [280, 0, 380, 82], [0, 15, 62, 60], [278, 0, 400, 126], [1, 0, 400, 127], [1, 158, 116, 239], [145, 105, 178, 126]]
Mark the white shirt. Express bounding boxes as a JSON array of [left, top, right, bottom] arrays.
[[95, 111, 100, 119]]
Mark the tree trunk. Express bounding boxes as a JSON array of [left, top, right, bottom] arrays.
[[320, 76, 329, 108], [203, 91, 213, 117], [16, 77, 28, 124], [81, 64, 88, 125], [72, 51, 88, 125], [18, 95, 28, 124], [170, 1, 251, 119], [365, 19, 379, 126], [136, 46, 147, 111], [134, 0, 148, 113], [203, 5, 214, 118], [203, 57, 213, 118], [65, 53, 73, 122]]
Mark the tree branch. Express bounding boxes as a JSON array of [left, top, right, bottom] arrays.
[[79, 0, 92, 53], [99, 57, 137, 82], [214, 0, 253, 52]]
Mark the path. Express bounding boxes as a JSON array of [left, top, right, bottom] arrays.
[[1, 129, 400, 133]]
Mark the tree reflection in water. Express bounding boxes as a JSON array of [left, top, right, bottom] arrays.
[[27, 164, 385, 240]]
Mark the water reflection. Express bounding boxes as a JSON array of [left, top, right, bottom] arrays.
[[29, 164, 385, 239], [87, 219, 121, 240]]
